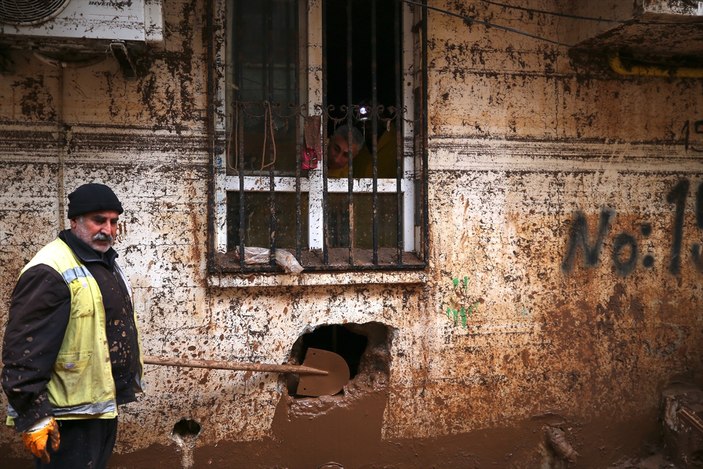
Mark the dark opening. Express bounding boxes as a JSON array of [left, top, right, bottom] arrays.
[[172, 419, 201, 438], [302, 324, 368, 377], [288, 322, 392, 397], [325, 0, 398, 131]]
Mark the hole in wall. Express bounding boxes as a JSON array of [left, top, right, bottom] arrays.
[[302, 324, 368, 378], [172, 418, 201, 438], [287, 322, 393, 397], [171, 419, 201, 469]]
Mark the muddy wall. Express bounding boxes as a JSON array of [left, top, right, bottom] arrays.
[[1, 0, 702, 467]]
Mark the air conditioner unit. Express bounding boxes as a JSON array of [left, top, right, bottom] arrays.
[[0, 0, 163, 76], [0, 0, 162, 45]]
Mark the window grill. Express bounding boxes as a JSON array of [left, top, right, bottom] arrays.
[[215, 0, 428, 273]]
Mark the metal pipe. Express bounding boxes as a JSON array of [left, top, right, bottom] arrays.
[[609, 52, 703, 78], [144, 355, 328, 375]]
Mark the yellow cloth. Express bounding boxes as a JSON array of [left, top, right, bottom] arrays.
[[353, 124, 398, 178], [327, 165, 349, 179]]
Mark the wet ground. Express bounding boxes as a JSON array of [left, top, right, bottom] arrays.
[[610, 453, 679, 469], [1, 387, 697, 468], [108, 390, 688, 468], [0, 431, 685, 469]]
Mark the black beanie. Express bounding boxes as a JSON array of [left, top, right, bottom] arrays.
[[67, 183, 124, 219]]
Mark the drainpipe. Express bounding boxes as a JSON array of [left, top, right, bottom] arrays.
[[608, 52, 703, 79]]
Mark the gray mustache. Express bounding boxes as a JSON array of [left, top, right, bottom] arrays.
[[93, 233, 113, 242]]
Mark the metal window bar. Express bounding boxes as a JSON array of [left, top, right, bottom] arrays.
[[266, 2, 277, 268], [235, 1, 246, 269], [394, 0, 403, 265], [371, 0, 379, 265], [295, 111, 303, 253], [290, 1, 303, 262], [237, 122, 246, 269], [345, 0, 354, 267], [267, 160, 277, 268], [322, 0, 330, 266], [421, 0, 430, 266]]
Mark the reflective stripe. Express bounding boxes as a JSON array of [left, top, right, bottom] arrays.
[[61, 265, 93, 285], [6, 399, 117, 419], [52, 400, 117, 417]]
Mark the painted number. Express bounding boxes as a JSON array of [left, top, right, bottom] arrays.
[[562, 179, 703, 276], [682, 120, 703, 153]]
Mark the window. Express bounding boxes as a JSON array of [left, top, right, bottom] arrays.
[[213, 0, 427, 273]]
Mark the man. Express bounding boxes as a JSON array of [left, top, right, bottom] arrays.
[[327, 124, 365, 178], [1, 183, 143, 468]]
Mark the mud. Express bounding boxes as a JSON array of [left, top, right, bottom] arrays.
[[104, 392, 673, 469], [1, 0, 702, 468]]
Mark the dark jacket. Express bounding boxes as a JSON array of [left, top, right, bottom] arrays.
[[1, 230, 140, 432]]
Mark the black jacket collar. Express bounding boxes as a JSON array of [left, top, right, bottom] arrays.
[[59, 229, 119, 267]]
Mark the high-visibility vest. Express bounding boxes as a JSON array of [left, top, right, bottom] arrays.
[[13, 238, 143, 420]]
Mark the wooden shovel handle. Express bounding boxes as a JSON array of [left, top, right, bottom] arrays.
[[143, 355, 328, 376]]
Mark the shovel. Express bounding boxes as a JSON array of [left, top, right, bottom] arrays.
[[143, 347, 350, 397]]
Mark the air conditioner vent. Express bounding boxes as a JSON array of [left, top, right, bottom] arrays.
[[0, 0, 70, 25]]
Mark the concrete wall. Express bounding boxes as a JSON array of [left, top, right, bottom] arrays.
[[1, 0, 702, 467]]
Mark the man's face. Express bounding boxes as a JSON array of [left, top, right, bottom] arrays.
[[70, 210, 120, 253], [328, 134, 358, 170]]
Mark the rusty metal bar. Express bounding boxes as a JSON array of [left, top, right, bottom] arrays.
[[237, 123, 246, 269], [371, 0, 379, 265], [294, 0, 303, 261], [205, 0, 216, 274], [261, 1, 270, 104], [322, 0, 330, 266], [236, 2, 247, 269], [346, 0, 355, 266], [144, 355, 328, 376], [267, 171, 277, 269], [421, 0, 429, 265], [286, 2, 295, 107], [395, 0, 403, 265], [266, 0, 278, 268], [219, 261, 423, 274]]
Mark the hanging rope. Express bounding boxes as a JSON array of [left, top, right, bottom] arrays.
[[260, 101, 277, 171]]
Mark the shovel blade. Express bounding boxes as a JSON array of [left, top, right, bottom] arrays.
[[297, 348, 350, 397]]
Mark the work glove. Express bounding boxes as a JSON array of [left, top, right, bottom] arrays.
[[21, 416, 60, 464]]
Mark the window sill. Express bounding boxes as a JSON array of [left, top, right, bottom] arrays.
[[207, 269, 428, 288]]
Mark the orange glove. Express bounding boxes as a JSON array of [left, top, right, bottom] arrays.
[[21, 417, 60, 464]]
